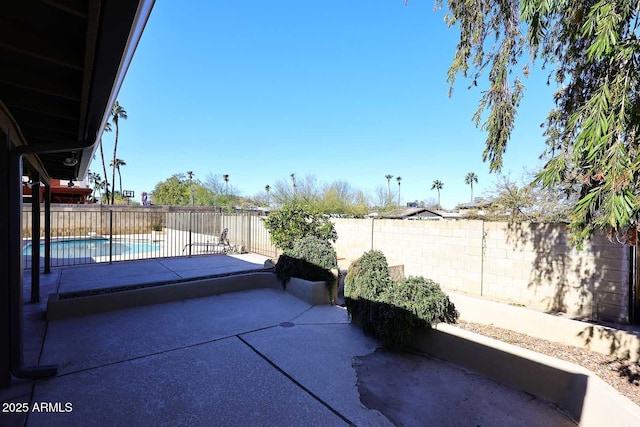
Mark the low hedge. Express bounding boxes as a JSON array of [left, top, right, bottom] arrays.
[[275, 236, 338, 303], [345, 250, 458, 350]]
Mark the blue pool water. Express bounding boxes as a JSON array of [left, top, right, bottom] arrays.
[[22, 238, 160, 258]]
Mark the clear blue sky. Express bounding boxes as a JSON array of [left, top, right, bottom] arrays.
[[98, 0, 556, 209]]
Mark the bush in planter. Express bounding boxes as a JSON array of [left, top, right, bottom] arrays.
[[386, 276, 459, 328], [344, 250, 394, 338], [344, 250, 391, 313], [263, 199, 337, 250], [345, 251, 458, 350], [275, 236, 338, 303]]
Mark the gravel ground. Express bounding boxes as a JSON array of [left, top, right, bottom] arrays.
[[456, 320, 640, 406]]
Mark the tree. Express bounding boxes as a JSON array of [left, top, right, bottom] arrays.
[[373, 184, 396, 213], [385, 174, 394, 204], [108, 101, 127, 204], [263, 199, 337, 250], [94, 180, 105, 203], [316, 181, 369, 216], [478, 172, 573, 222], [110, 158, 126, 195], [431, 180, 444, 207], [100, 124, 111, 201], [439, 0, 640, 244], [202, 173, 242, 210], [223, 174, 229, 194], [271, 174, 320, 206], [465, 172, 478, 202], [396, 176, 402, 206], [151, 173, 213, 206], [290, 173, 297, 197], [87, 171, 102, 202]]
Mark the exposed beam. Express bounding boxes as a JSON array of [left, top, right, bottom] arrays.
[[21, 128, 79, 144], [18, 116, 78, 135], [20, 123, 77, 138], [0, 19, 83, 70], [0, 66, 81, 101], [78, 0, 101, 140], [40, 0, 87, 18], [14, 139, 92, 154], [6, 87, 79, 121]]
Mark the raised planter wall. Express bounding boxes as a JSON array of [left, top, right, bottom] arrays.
[[47, 272, 331, 320], [411, 324, 640, 427]]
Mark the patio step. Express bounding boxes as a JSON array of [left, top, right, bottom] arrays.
[[47, 269, 332, 320]]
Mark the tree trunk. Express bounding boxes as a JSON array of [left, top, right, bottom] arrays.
[[99, 141, 109, 203], [111, 123, 118, 204]]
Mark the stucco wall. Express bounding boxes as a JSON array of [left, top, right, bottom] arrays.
[[332, 218, 630, 323]]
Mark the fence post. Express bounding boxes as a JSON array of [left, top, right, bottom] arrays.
[[245, 213, 252, 253], [188, 210, 192, 257], [30, 180, 40, 303], [109, 210, 113, 264], [480, 220, 486, 297], [43, 183, 50, 274]]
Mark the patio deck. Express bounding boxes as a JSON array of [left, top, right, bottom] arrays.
[[1, 254, 575, 426]]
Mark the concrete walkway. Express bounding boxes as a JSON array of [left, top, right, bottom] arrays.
[[55, 253, 273, 295], [1, 255, 575, 426]]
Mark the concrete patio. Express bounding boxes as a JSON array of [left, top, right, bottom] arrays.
[[1, 254, 576, 426]]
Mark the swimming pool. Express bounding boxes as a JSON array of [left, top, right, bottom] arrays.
[[22, 238, 160, 259]]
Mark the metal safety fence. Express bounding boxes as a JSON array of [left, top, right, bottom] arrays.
[[22, 205, 278, 268]]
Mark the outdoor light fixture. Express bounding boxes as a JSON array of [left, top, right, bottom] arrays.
[[63, 152, 78, 167]]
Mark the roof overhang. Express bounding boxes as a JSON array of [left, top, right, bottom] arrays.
[[1, 0, 155, 183]]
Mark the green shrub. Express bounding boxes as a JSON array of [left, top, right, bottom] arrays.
[[344, 250, 394, 342], [345, 251, 458, 351], [264, 199, 337, 250], [275, 236, 338, 303], [385, 276, 459, 328], [344, 250, 391, 305], [288, 236, 338, 271]]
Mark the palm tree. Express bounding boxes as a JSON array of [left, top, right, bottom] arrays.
[[431, 180, 444, 207], [109, 101, 127, 204], [290, 173, 296, 196], [465, 172, 478, 202], [396, 176, 402, 206], [94, 180, 105, 203], [110, 158, 127, 195], [223, 174, 230, 195], [100, 124, 111, 201], [87, 171, 101, 202], [265, 184, 271, 206], [186, 171, 194, 205], [385, 174, 394, 204]]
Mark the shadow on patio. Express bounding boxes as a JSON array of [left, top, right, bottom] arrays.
[[1, 254, 575, 427]]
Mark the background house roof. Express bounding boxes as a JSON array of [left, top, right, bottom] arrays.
[[382, 207, 443, 219]]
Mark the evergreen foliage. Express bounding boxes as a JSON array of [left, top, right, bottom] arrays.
[[437, 0, 640, 244], [263, 199, 337, 250], [275, 236, 338, 303], [345, 250, 458, 350]]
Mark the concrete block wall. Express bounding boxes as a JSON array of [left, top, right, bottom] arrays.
[[332, 218, 631, 323]]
